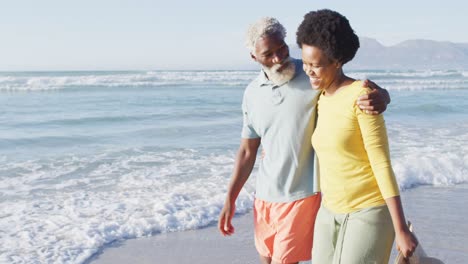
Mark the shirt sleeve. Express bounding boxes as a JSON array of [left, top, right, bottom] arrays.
[[354, 88, 400, 199], [241, 95, 260, 139]]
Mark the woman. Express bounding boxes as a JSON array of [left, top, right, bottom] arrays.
[[296, 9, 418, 263]]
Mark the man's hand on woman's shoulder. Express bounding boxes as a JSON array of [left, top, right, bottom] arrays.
[[357, 79, 391, 115]]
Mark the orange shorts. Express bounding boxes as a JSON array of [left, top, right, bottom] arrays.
[[253, 194, 321, 263]]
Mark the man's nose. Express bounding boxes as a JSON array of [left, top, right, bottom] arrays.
[[272, 52, 284, 64]]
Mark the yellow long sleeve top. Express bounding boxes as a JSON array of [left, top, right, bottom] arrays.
[[312, 80, 400, 214]]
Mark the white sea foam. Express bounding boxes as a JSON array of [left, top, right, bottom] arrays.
[[347, 70, 468, 90], [0, 148, 255, 263], [368, 79, 468, 91], [1, 133, 467, 263], [349, 69, 465, 78], [1, 69, 468, 91], [0, 71, 258, 91], [388, 123, 468, 189]]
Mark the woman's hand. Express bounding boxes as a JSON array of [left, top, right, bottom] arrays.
[[386, 196, 419, 259], [395, 227, 419, 258]]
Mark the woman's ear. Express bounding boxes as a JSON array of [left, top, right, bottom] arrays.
[[334, 61, 342, 69]]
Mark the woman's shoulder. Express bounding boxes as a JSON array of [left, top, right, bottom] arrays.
[[338, 80, 371, 100], [349, 80, 372, 95]]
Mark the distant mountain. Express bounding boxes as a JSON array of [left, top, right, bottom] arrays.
[[289, 37, 468, 70]]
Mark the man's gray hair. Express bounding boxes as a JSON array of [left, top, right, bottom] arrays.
[[245, 17, 287, 53]]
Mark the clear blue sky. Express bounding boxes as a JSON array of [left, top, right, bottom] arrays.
[[1, 0, 466, 70]]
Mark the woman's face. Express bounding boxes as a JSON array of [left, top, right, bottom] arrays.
[[301, 44, 340, 90]]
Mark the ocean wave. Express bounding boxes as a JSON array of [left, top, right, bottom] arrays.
[[0, 148, 254, 264], [349, 69, 466, 78], [0, 139, 467, 263], [388, 124, 468, 189], [0, 71, 258, 91], [394, 153, 468, 189], [347, 77, 468, 90], [1, 70, 468, 91]]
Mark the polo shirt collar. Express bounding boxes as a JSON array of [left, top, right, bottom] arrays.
[[258, 70, 272, 86]]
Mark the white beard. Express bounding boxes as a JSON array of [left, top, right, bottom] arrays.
[[263, 58, 296, 86]]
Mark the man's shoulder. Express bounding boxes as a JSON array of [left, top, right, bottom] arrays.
[[288, 59, 311, 88], [244, 71, 264, 95], [291, 58, 303, 65], [290, 58, 307, 79]]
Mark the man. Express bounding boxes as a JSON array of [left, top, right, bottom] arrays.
[[218, 17, 390, 264]]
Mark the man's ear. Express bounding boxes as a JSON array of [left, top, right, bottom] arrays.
[[250, 52, 257, 62]]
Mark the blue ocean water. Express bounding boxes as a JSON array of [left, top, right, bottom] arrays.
[[1, 69, 467, 263]]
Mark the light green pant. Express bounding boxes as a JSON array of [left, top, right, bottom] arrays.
[[312, 205, 395, 264]]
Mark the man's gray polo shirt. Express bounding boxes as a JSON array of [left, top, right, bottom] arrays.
[[242, 59, 320, 203]]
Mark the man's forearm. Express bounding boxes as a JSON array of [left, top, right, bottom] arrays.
[[225, 145, 258, 204]]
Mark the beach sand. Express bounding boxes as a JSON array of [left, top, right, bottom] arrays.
[[88, 185, 468, 264], [86, 211, 258, 264]]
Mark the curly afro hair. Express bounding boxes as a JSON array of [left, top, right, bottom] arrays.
[[296, 9, 359, 65]]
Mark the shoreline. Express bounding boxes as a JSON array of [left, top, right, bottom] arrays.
[[88, 185, 468, 264], [86, 211, 258, 264]]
